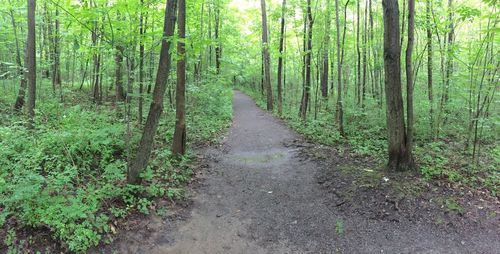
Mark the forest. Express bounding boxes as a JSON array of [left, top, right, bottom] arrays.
[[0, 0, 498, 252]]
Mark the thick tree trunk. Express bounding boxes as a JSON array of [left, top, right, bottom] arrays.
[[382, 0, 413, 171], [27, 0, 36, 128], [127, 0, 177, 184], [172, 0, 187, 156], [260, 0, 273, 111], [276, 0, 286, 115]]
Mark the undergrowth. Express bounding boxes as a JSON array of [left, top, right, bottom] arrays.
[[0, 77, 232, 253]]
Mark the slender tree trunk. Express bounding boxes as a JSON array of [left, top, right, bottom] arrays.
[[115, 45, 126, 102], [53, 7, 62, 101], [361, 0, 368, 107], [320, 0, 331, 98], [27, 0, 36, 128], [335, 0, 344, 134], [405, 0, 415, 165], [356, 0, 361, 106], [172, 0, 187, 156], [127, 0, 177, 184], [436, 0, 455, 139], [426, 0, 434, 133], [341, 0, 350, 97], [276, 0, 286, 115], [10, 6, 28, 111], [214, 3, 221, 74], [382, 0, 413, 171], [300, 0, 313, 120], [139, 0, 146, 123], [260, 0, 273, 111]]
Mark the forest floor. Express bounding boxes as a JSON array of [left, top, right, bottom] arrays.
[[100, 91, 499, 253]]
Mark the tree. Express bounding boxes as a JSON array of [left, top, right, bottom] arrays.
[[115, 45, 126, 102], [334, 0, 344, 135], [426, 0, 434, 132], [215, 2, 221, 74], [127, 0, 177, 184], [10, 3, 28, 111], [382, 0, 413, 171], [405, 0, 415, 165], [276, 0, 286, 115], [320, 0, 331, 98], [26, 0, 36, 128], [260, 0, 273, 111], [138, 0, 146, 123], [300, 0, 313, 120], [172, 0, 187, 156]]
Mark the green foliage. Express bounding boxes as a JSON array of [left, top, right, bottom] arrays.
[[0, 76, 232, 252]]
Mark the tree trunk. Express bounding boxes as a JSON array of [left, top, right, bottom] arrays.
[[127, 0, 177, 184], [405, 0, 415, 165], [10, 6, 28, 111], [335, 0, 344, 135], [320, 0, 331, 98], [426, 0, 434, 133], [276, 0, 286, 115], [356, 0, 361, 106], [27, 0, 36, 128], [53, 8, 62, 101], [260, 0, 273, 111], [300, 0, 313, 120], [214, 4, 221, 74], [115, 45, 126, 102], [382, 0, 413, 171], [172, 0, 187, 156], [139, 0, 146, 123], [361, 0, 368, 108]]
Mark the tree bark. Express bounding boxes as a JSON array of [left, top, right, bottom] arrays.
[[127, 0, 177, 184], [260, 0, 273, 111], [382, 0, 413, 171], [172, 0, 187, 156]]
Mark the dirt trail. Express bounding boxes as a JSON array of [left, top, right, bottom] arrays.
[[116, 91, 499, 253]]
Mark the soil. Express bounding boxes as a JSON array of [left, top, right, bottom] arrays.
[[101, 91, 499, 253]]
